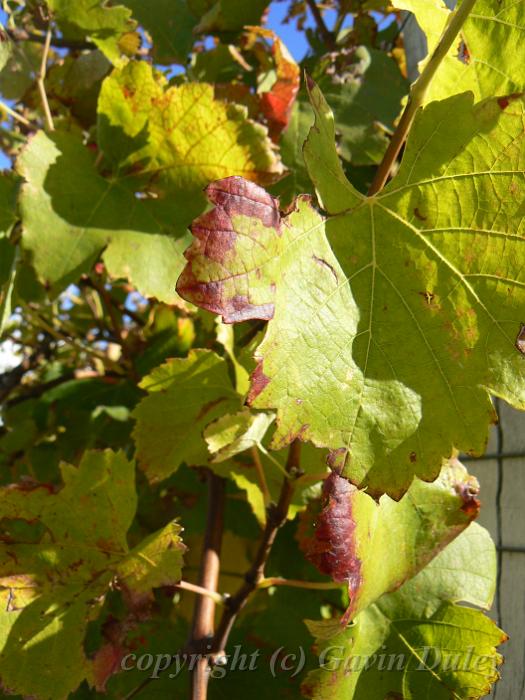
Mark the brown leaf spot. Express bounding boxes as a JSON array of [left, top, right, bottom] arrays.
[[454, 478, 480, 518], [515, 322, 525, 354], [247, 360, 271, 404], [414, 207, 427, 221], [497, 92, 524, 110], [418, 291, 434, 305], [409, 452, 417, 463], [313, 255, 338, 282]]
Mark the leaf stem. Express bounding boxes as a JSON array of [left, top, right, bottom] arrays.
[[189, 472, 226, 700], [210, 440, 302, 658], [37, 25, 54, 132], [251, 445, 271, 505], [367, 0, 478, 195], [0, 99, 31, 128], [258, 576, 344, 591], [175, 580, 225, 605]]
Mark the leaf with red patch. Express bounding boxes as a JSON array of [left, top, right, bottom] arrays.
[[298, 460, 480, 624]]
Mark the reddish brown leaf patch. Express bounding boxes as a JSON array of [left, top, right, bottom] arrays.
[[177, 176, 281, 322], [298, 472, 362, 624]]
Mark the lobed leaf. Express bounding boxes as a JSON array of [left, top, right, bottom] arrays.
[[132, 349, 241, 482], [178, 83, 525, 498], [0, 449, 186, 699], [394, 0, 525, 102], [298, 460, 480, 623], [302, 523, 505, 700], [18, 62, 282, 301], [46, 0, 136, 65]]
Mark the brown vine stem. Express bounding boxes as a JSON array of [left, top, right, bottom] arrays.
[[6, 27, 96, 51], [210, 440, 302, 659], [367, 0, 478, 196], [305, 0, 336, 49], [189, 472, 226, 700]]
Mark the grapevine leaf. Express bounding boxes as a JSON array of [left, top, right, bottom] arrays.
[[179, 84, 525, 498], [273, 48, 407, 204], [394, 0, 525, 102], [215, 318, 250, 394], [0, 449, 186, 699], [18, 62, 280, 301], [204, 409, 276, 462], [302, 524, 505, 700], [132, 349, 241, 482], [194, 0, 271, 34], [318, 46, 408, 166], [0, 174, 18, 333], [247, 27, 300, 139], [46, 0, 136, 65], [0, 23, 12, 72], [0, 238, 16, 333], [270, 98, 316, 206], [0, 41, 41, 102], [97, 62, 282, 190], [298, 459, 480, 623], [207, 423, 328, 524], [123, 0, 198, 64], [17, 130, 188, 303]]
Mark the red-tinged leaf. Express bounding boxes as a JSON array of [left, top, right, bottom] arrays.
[[176, 177, 281, 322], [299, 460, 480, 624], [247, 27, 300, 139]]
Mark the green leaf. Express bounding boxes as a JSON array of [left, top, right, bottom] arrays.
[[0, 449, 186, 699], [123, 0, 198, 64], [215, 318, 250, 394], [0, 173, 19, 333], [17, 129, 189, 303], [178, 84, 525, 498], [97, 62, 282, 191], [193, 0, 270, 33], [274, 48, 408, 205], [206, 421, 328, 525], [17, 61, 282, 300], [394, 0, 525, 102], [204, 409, 275, 462], [302, 524, 505, 700], [270, 98, 316, 206], [0, 23, 13, 72], [46, 0, 135, 64], [132, 349, 241, 482], [0, 40, 41, 102], [298, 460, 480, 622], [318, 46, 408, 166]]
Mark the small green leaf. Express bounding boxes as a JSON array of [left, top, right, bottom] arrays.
[[46, 0, 135, 64], [204, 410, 275, 462], [17, 130, 188, 303], [132, 349, 241, 482], [193, 0, 271, 33], [0, 23, 13, 73], [123, 0, 198, 64]]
